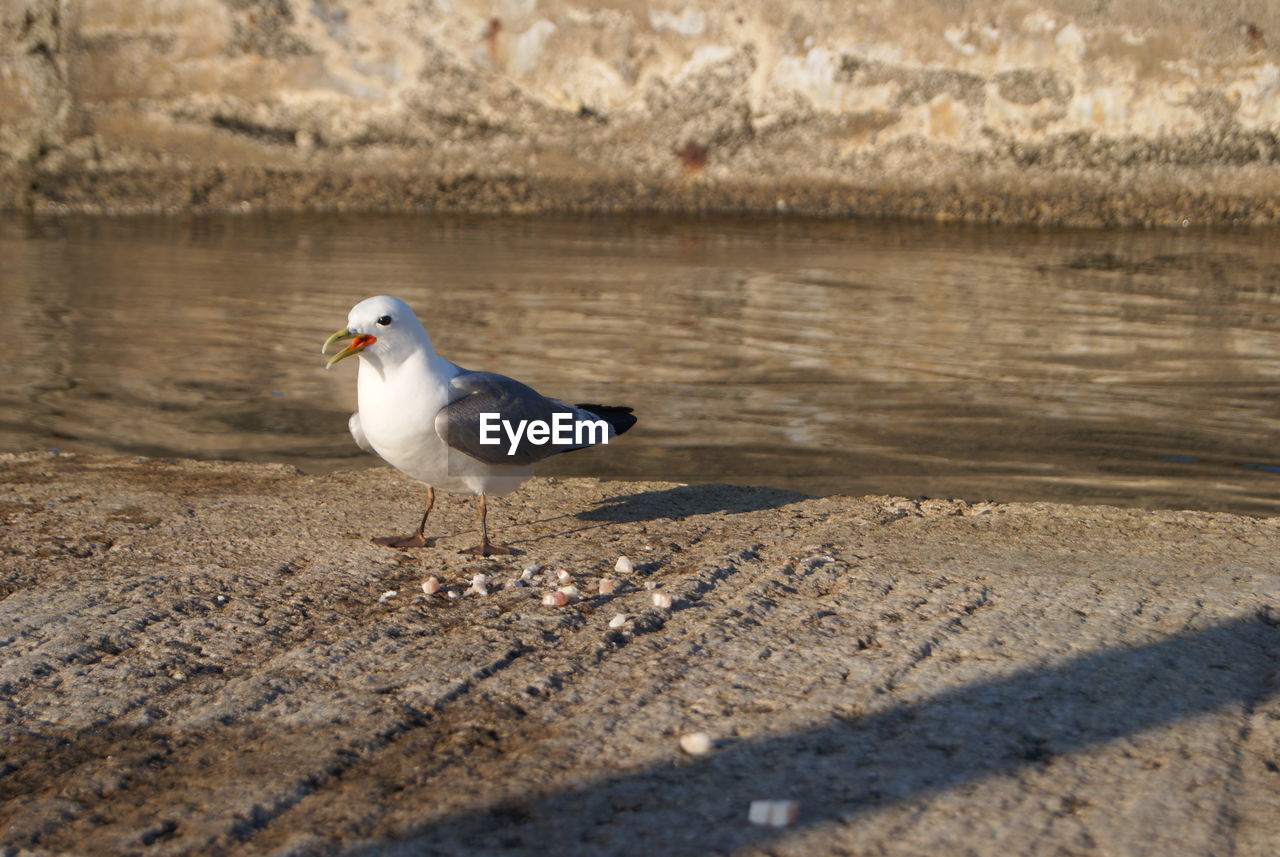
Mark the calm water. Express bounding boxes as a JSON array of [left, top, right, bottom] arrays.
[[3, 213, 1280, 514]]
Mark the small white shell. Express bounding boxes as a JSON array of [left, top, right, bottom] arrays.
[[598, 578, 618, 595], [679, 732, 713, 755], [652, 592, 673, 609], [614, 556, 635, 574], [748, 800, 798, 827], [607, 613, 629, 629], [422, 577, 441, 595], [378, 590, 397, 603]]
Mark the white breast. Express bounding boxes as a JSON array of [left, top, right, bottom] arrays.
[[355, 354, 530, 496]]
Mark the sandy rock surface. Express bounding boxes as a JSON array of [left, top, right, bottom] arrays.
[[1, 451, 1277, 856]]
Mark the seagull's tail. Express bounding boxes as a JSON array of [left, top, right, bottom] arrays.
[[574, 403, 637, 439]]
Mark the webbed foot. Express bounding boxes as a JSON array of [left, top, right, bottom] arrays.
[[372, 533, 434, 548], [459, 542, 519, 557]]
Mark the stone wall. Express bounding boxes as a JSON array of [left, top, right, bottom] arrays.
[[3, 0, 1280, 225]]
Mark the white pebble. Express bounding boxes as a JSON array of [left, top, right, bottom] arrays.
[[446, 590, 460, 600], [557, 585, 581, 600], [521, 564, 541, 580], [748, 800, 798, 827], [679, 732, 713, 755], [644, 581, 658, 590], [598, 578, 618, 595], [542, 591, 572, 607], [422, 577, 440, 595], [652, 592, 673, 609], [467, 573, 490, 596], [378, 590, 397, 603], [556, 568, 573, 583], [614, 555, 635, 574], [608, 613, 629, 629]]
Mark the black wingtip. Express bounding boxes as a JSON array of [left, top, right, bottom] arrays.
[[575, 403, 637, 437]]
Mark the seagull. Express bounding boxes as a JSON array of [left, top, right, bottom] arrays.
[[323, 295, 636, 556]]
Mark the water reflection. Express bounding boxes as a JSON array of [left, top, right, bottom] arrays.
[[2, 213, 1279, 514]]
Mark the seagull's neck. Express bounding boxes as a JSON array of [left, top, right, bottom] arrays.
[[357, 331, 459, 386]]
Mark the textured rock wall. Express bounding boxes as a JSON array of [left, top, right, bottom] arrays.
[[3, 0, 1280, 224]]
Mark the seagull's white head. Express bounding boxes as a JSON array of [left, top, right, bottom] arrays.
[[322, 295, 431, 369]]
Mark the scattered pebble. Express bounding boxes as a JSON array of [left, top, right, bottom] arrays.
[[213, 594, 230, 606], [679, 732, 712, 756], [557, 585, 581, 600], [598, 578, 619, 595], [614, 555, 634, 574], [505, 579, 527, 589], [422, 577, 441, 595], [652, 592, 673, 609], [608, 613, 629, 629], [521, 564, 541, 580], [467, 573, 490, 596], [378, 590, 397, 603], [748, 800, 798, 827], [446, 590, 460, 600], [542, 591, 572, 607], [644, 581, 658, 590], [556, 568, 573, 583]]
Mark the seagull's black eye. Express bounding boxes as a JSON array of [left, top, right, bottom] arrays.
[[376, 315, 393, 326]]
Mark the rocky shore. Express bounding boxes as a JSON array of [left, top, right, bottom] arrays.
[[5, 1, 1280, 226], [1, 451, 1276, 855]]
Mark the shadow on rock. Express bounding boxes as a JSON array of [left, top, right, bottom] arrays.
[[576, 483, 812, 524], [349, 613, 1278, 857]]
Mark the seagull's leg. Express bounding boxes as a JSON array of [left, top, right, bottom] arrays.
[[460, 493, 519, 556], [372, 486, 436, 548]]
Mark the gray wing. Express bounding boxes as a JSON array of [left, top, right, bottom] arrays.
[[349, 412, 373, 453], [435, 371, 601, 466]]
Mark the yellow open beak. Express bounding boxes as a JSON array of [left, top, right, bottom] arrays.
[[322, 328, 376, 369]]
